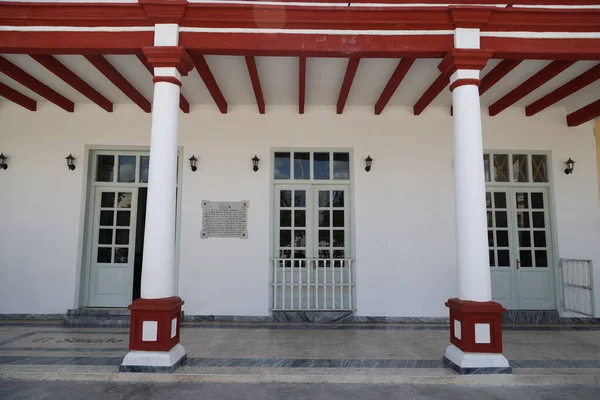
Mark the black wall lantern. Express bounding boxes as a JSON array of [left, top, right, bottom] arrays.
[[189, 155, 198, 172], [564, 158, 575, 175], [65, 154, 76, 171], [252, 155, 260, 172], [0, 153, 7, 170], [365, 155, 373, 172]]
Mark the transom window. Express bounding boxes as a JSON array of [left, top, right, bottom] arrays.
[[484, 152, 549, 184], [274, 151, 351, 181], [96, 154, 150, 184]]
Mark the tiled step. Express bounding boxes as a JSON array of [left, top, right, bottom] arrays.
[[63, 309, 131, 327]]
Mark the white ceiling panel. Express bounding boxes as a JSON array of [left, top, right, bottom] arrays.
[[345, 58, 399, 107], [204, 55, 257, 107], [105, 55, 154, 103], [305, 57, 347, 106]]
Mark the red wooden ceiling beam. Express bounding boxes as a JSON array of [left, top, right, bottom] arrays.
[[0, 56, 74, 112], [489, 60, 576, 116], [375, 58, 415, 115], [31, 54, 113, 112], [299, 56, 306, 115], [566, 98, 600, 127], [479, 60, 522, 96], [245, 56, 265, 114], [136, 53, 190, 113], [188, 54, 228, 114], [0, 81, 36, 111], [526, 63, 600, 116], [413, 73, 449, 116], [337, 58, 361, 115], [85, 55, 151, 113]]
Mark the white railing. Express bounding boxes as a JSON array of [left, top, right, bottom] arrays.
[[270, 258, 355, 311], [560, 258, 595, 317]]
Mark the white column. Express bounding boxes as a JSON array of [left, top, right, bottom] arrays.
[[451, 70, 492, 302]]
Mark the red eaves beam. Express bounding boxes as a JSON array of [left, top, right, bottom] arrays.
[[188, 54, 228, 114], [31, 55, 112, 112], [0, 81, 36, 111], [0, 56, 74, 112], [85, 55, 151, 113], [414, 73, 449, 115], [136, 53, 190, 113], [245, 56, 265, 114], [299, 56, 306, 115], [526, 63, 600, 116], [375, 58, 415, 115], [480, 60, 522, 96], [489, 60, 576, 116], [337, 58, 361, 114], [566, 99, 600, 127]]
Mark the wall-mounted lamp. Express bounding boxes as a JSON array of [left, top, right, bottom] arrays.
[[365, 155, 373, 172], [189, 155, 198, 172], [0, 153, 7, 170], [252, 155, 260, 172], [564, 158, 575, 175], [65, 154, 76, 171]]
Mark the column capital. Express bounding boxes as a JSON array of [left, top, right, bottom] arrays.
[[140, 0, 188, 25], [142, 46, 194, 76], [438, 49, 493, 77], [449, 7, 492, 29]]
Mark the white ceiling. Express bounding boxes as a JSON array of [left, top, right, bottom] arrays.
[[0, 54, 599, 116]]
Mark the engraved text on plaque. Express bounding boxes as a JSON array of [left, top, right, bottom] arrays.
[[201, 201, 249, 239]]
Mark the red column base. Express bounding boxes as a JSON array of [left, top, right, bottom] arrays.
[[446, 298, 506, 353], [128, 296, 184, 352]]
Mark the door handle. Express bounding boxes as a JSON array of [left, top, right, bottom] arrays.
[[516, 259, 520, 270]]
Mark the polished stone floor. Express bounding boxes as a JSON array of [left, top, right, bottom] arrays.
[[0, 321, 600, 381]]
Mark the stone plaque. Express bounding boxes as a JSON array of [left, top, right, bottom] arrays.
[[201, 200, 249, 239]]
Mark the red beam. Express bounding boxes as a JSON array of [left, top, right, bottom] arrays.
[[31, 55, 112, 112], [566, 99, 600, 127], [337, 58, 361, 114], [0, 56, 74, 112], [489, 60, 576, 116], [0, 81, 36, 111], [526, 63, 600, 116], [299, 56, 306, 115], [483, 38, 600, 61], [189, 54, 228, 114], [375, 58, 415, 115], [480, 60, 522, 95], [85, 55, 151, 113], [245, 56, 265, 114], [413, 73, 449, 115], [136, 53, 190, 114]]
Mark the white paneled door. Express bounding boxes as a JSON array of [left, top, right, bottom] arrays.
[[89, 188, 138, 307], [488, 187, 555, 310]]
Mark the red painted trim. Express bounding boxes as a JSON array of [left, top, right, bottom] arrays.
[[85, 55, 151, 113], [31, 54, 112, 112], [128, 296, 184, 352], [482, 38, 600, 61], [136, 53, 190, 114], [450, 8, 492, 29], [0, 56, 74, 112], [337, 58, 361, 115], [449, 78, 480, 91], [141, 46, 194, 76], [153, 76, 182, 86], [0, 81, 36, 111], [189, 54, 228, 114], [413, 73, 449, 116], [245, 56, 265, 114], [374, 58, 415, 115], [299, 56, 306, 115], [180, 1, 600, 4], [566, 98, 600, 127], [438, 49, 492, 76], [489, 60, 576, 116], [479, 59, 522, 95], [526, 63, 600, 116], [140, 0, 187, 25]]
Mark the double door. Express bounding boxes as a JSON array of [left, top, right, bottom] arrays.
[[487, 187, 556, 310]]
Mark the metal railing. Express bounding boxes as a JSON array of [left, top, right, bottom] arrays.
[[270, 258, 355, 311], [560, 258, 595, 317]]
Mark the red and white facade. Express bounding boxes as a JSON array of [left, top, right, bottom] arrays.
[[0, 0, 600, 373]]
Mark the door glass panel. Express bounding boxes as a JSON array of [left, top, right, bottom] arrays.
[[333, 250, 345, 259], [294, 230, 306, 247], [294, 191, 306, 207], [294, 250, 306, 259], [333, 153, 350, 180], [115, 248, 129, 263], [486, 192, 492, 208], [512, 154, 529, 182], [118, 156, 136, 183], [101, 192, 115, 208], [117, 193, 132, 208], [531, 155, 548, 182], [280, 190, 292, 207], [280, 210, 292, 227], [488, 231, 494, 247], [497, 230, 509, 247], [96, 155, 114, 182], [493, 154, 509, 182], [280, 249, 291, 259], [314, 153, 330, 180], [98, 229, 113, 245], [535, 250, 548, 267], [515, 193, 528, 209], [318, 191, 330, 207], [497, 250, 510, 267], [332, 230, 344, 247], [489, 250, 495, 266], [494, 192, 507, 208], [487, 211, 493, 227], [294, 152, 310, 180], [97, 248, 112, 263], [319, 230, 330, 247], [495, 211, 508, 227], [140, 156, 150, 183], [332, 191, 344, 207], [100, 211, 114, 226], [532, 212, 545, 228], [274, 152, 291, 179], [318, 210, 330, 227], [533, 231, 546, 247], [333, 210, 344, 227], [280, 230, 292, 247], [520, 250, 533, 267], [116, 211, 131, 226], [518, 231, 531, 247], [531, 193, 544, 209], [516, 212, 530, 228], [484, 154, 491, 182], [294, 210, 306, 227], [115, 229, 130, 245]]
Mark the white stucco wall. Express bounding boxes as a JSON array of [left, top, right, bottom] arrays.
[[0, 103, 598, 317]]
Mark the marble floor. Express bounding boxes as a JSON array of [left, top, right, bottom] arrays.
[[0, 321, 600, 380]]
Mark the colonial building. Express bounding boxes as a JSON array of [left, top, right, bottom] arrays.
[[0, 0, 599, 374]]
